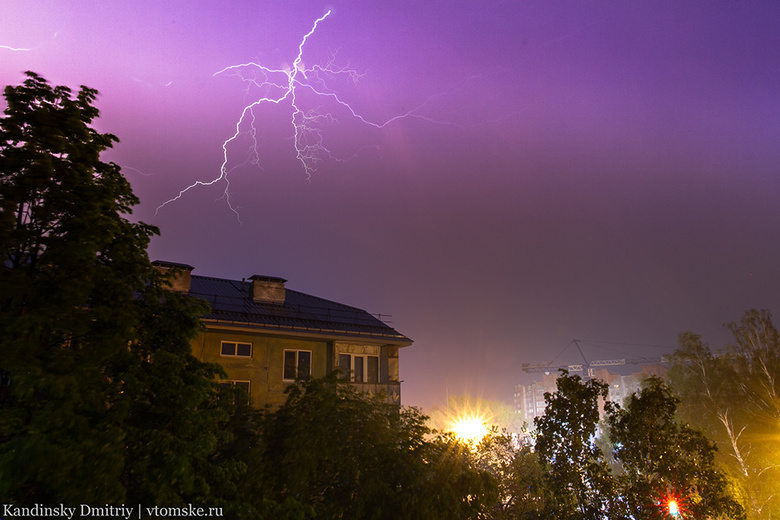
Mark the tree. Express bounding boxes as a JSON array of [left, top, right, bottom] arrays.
[[529, 372, 743, 520], [496, 446, 552, 520], [118, 280, 249, 511], [668, 310, 780, 519], [245, 374, 499, 520], [533, 371, 617, 519], [0, 72, 242, 508], [0, 71, 157, 503], [606, 378, 745, 520]]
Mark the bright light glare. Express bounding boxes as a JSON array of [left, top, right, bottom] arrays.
[[668, 500, 679, 517], [451, 415, 488, 444]]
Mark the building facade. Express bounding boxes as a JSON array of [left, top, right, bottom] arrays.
[[513, 372, 560, 424], [153, 261, 412, 409], [514, 364, 669, 424]]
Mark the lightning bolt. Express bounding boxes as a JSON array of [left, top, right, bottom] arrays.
[[155, 10, 441, 221], [0, 44, 33, 51], [0, 32, 59, 52]]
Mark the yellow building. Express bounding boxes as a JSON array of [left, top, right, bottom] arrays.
[[153, 261, 412, 408]]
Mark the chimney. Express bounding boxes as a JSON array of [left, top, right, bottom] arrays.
[[152, 260, 194, 292], [250, 275, 287, 304]]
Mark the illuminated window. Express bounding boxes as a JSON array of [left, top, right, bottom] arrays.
[[221, 341, 252, 357], [339, 354, 379, 383], [283, 350, 311, 380]]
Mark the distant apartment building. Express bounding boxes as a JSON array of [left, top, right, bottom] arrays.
[[514, 372, 560, 424], [153, 261, 412, 409], [514, 364, 668, 423], [594, 364, 668, 405]]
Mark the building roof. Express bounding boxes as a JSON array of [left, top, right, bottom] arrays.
[[188, 274, 412, 346]]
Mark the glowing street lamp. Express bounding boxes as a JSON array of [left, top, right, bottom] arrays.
[[450, 414, 488, 444], [667, 499, 680, 517]]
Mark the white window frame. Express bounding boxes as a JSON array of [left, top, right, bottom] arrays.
[[283, 350, 312, 381], [338, 353, 380, 383], [220, 341, 252, 358]]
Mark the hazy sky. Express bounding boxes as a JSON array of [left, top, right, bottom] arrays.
[[2, 1, 779, 410]]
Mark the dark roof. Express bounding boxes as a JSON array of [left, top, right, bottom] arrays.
[[188, 275, 411, 345], [152, 260, 194, 271]]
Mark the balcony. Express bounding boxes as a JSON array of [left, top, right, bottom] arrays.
[[351, 381, 401, 405]]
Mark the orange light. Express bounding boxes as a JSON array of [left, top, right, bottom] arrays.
[[657, 488, 687, 519], [450, 414, 488, 444]]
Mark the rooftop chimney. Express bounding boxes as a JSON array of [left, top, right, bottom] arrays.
[[151, 260, 194, 292], [250, 275, 286, 304]]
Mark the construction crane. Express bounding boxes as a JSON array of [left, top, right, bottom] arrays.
[[522, 339, 666, 376]]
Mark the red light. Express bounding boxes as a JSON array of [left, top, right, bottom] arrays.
[[657, 489, 686, 519]]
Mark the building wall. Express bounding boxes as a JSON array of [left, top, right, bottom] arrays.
[[514, 373, 560, 424], [193, 328, 404, 408], [195, 327, 329, 409]]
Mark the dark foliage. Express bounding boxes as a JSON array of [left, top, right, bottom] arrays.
[[668, 309, 780, 519], [0, 72, 241, 509], [244, 374, 499, 520]]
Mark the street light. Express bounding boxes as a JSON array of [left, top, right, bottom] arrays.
[[451, 414, 488, 444], [667, 499, 680, 518]]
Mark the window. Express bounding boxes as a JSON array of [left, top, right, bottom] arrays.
[[339, 354, 379, 383], [219, 380, 250, 403], [283, 350, 311, 380], [221, 341, 252, 357], [220, 380, 251, 393]]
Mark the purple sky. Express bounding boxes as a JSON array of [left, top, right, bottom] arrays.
[[3, 1, 780, 410]]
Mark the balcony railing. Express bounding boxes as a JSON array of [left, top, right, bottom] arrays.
[[350, 381, 401, 405]]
